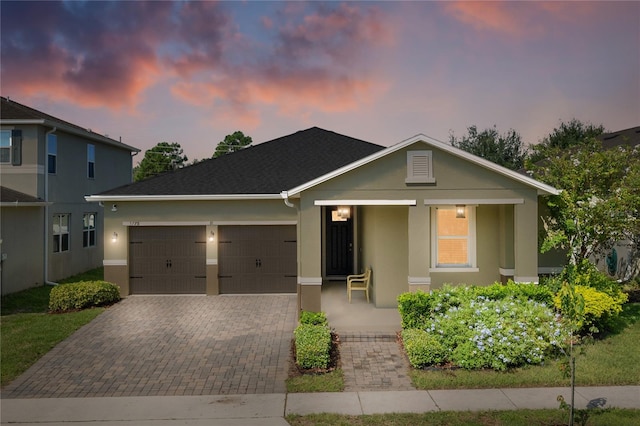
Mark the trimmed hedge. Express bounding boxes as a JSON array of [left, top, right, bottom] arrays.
[[294, 323, 331, 369], [49, 281, 120, 312], [402, 328, 446, 368], [299, 310, 328, 326]]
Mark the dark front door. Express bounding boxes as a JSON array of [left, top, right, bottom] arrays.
[[325, 208, 353, 276]]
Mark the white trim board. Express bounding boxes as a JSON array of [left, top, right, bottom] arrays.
[[298, 277, 322, 286], [87, 194, 282, 202], [103, 259, 127, 266], [123, 221, 211, 226], [212, 221, 297, 226], [424, 199, 524, 205], [315, 199, 417, 206]]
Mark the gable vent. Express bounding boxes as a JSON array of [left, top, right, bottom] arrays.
[[406, 150, 436, 184]]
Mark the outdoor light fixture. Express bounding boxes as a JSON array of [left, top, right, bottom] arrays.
[[209, 230, 215, 242], [111, 232, 118, 242], [337, 206, 351, 220], [455, 205, 466, 219], [111, 204, 118, 212]]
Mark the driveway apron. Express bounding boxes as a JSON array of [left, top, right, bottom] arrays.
[[3, 295, 298, 398]]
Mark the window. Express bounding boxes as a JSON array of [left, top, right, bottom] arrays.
[[83, 213, 96, 247], [406, 150, 435, 184], [48, 134, 57, 174], [87, 144, 95, 178], [431, 206, 476, 270], [53, 213, 70, 252], [0, 130, 10, 163]]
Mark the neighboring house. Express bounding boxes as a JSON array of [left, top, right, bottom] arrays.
[[537, 125, 640, 281], [87, 127, 559, 311], [0, 96, 139, 295]]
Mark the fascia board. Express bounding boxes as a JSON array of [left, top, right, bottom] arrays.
[[0, 201, 51, 207], [286, 133, 560, 197], [85, 194, 283, 202]]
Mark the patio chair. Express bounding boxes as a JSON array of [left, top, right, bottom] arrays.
[[347, 268, 372, 303]]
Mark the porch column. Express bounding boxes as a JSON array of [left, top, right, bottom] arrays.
[[298, 197, 322, 312], [498, 205, 515, 283], [514, 192, 539, 283], [408, 203, 431, 292]]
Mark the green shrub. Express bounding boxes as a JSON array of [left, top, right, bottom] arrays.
[[294, 324, 331, 369], [475, 281, 554, 305], [402, 329, 446, 368], [299, 310, 328, 326], [554, 284, 628, 333], [49, 281, 120, 312], [398, 291, 433, 329]]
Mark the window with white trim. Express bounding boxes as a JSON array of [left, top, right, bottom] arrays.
[[406, 150, 436, 184], [431, 206, 476, 269], [48, 134, 57, 174], [0, 130, 11, 163], [53, 213, 70, 252], [83, 213, 96, 248], [87, 144, 95, 178]]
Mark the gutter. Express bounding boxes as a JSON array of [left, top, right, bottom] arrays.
[[43, 127, 58, 287], [280, 191, 296, 208]]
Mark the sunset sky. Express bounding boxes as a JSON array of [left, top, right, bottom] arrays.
[[1, 1, 638, 162]]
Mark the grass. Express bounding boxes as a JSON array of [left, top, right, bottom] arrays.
[[286, 409, 640, 426], [287, 369, 344, 393], [410, 303, 640, 390], [0, 267, 106, 386]]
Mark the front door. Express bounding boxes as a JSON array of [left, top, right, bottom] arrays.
[[325, 207, 354, 276]]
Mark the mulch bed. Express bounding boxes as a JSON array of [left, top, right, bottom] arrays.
[[289, 332, 341, 378]]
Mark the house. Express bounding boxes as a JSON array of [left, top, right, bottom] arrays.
[[0, 96, 139, 295], [537, 125, 640, 281], [87, 127, 559, 311]]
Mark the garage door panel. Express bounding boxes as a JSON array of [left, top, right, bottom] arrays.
[[129, 226, 206, 294], [218, 225, 297, 294]]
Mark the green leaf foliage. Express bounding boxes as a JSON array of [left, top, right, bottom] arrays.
[[134, 142, 188, 181], [49, 281, 120, 312], [449, 125, 526, 170], [402, 329, 446, 368], [299, 310, 328, 326], [293, 324, 331, 369], [213, 131, 252, 158]]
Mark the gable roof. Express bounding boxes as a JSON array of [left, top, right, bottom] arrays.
[[90, 127, 385, 200], [286, 134, 560, 197], [0, 96, 139, 153]]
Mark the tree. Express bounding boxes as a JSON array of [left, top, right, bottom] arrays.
[[530, 138, 640, 266], [449, 125, 526, 170], [528, 119, 605, 164], [134, 142, 188, 181], [213, 131, 252, 158]]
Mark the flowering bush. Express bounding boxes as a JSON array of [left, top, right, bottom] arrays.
[[554, 285, 627, 333]]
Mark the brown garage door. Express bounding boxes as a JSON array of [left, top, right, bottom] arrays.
[[129, 226, 206, 294], [218, 225, 297, 294]]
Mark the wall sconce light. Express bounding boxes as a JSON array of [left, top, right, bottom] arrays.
[[208, 230, 215, 242], [455, 205, 466, 219], [111, 204, 118, 212], [111, 232, 118, 242], [337, 206, 351, 219]]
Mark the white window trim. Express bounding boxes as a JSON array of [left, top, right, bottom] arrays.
[[83, 212, 97, 248], [430, 206, 477, 272], [406, 150, 436, 184], [53, 213, 70, 253], [87, 144, 95, 179]]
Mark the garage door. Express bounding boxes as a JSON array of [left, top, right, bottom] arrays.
[[129, 226, 206, 294], [218, 225, 297, 294]]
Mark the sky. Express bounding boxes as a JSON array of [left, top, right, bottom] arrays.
[[1, 1, 638, 163]]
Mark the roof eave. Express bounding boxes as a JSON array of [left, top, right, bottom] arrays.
[[85, 194, 283, 202]]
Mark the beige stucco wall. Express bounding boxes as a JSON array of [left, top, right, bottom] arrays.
[[0, 206, 45, 295]]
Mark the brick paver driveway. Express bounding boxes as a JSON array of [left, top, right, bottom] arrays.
[[3, 295, 297, 398]]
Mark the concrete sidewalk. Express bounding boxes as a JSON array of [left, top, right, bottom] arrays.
[[2, 386, 638, 425]]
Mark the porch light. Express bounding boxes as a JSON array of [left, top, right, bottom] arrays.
[[337, 206, 351, 220], [455, 205, 466, 219], [209, 230, 215, 242], [111, 232, 118, 242]]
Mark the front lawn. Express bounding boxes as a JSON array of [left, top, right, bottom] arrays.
[[0, 268, 106, 386]]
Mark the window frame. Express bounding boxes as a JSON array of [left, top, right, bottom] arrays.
[[87, 143, 95, 178], [82, 212, 97, 248], [47, 134, 57, 174], [53, 213, 70, 253], [0, 129, 11, 164], [430, 205, 478, 272]]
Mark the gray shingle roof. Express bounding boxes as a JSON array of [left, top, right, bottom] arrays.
[[598, 126, 640, 149], [99, 127, 384, 196], [0, 186, 44, 203]]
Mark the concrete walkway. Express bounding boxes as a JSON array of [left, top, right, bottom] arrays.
[[2, 387, 638, 425]]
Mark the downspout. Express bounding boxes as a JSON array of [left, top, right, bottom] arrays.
[[280, 191, 295, 208], [44, 127, 58, 286]]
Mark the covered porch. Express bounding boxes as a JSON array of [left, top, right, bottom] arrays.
[[320, 279, 402, 333]]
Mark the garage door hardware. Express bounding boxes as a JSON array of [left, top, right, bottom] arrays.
[[166, 259, 172, 268], [255, 259, 262, 267]]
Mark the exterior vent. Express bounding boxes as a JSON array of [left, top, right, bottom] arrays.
[[406, 150, 436, 184]]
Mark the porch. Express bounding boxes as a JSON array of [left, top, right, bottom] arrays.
[[320, 280, 402, 334]]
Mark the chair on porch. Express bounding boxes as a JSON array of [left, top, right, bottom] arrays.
[[347, 268, 372, 303]]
